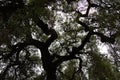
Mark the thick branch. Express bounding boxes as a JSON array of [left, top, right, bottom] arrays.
[[77, 21, 90, 32], [32, 16, 50, 35], [68, 32, 92, 56], [46, 29, 58, 47], [0, 38, 45, 79], [78, 21, 115, 44], [32, 15, 58, 47], [93, 32, 115, 44], [53, 30, 92, 67], [78, 32, 92, 50]]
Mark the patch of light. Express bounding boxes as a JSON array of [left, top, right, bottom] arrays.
[[98, 42, 109, 55], [77, 0, 88, 14]]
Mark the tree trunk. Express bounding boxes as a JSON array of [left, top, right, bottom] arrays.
[[40, 46, 57, 80], [46, 70, 57, 80]]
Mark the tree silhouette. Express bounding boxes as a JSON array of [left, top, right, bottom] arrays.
[[0, 0, 120, 80]]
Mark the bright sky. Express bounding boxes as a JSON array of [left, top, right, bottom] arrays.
[[98, 43, 108, 54]]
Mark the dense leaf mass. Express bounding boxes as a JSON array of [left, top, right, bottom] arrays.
[[0, 0, 120, 80]]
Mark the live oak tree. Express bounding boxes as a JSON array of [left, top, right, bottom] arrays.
[[0, 0, 120, 80]]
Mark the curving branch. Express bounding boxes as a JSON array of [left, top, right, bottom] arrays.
[[0, 38, 45, 79], [32, 16, 50, 35], [93, 32, 115, 44], [3, 38, 44, 61], [45, 29, 58, 47], [32, 15, 58, 47], [78, 32, 92, 50], [77, 21, 90, 32], [78, 20, 115, 44]]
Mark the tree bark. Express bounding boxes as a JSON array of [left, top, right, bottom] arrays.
[[46, 69, 57, 80]]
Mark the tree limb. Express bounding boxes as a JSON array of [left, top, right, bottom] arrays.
[[32, 15, 58, 47], [93, 32, 115, 44]]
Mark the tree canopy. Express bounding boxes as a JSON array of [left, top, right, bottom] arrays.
[[0, 0, 120, 80]]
